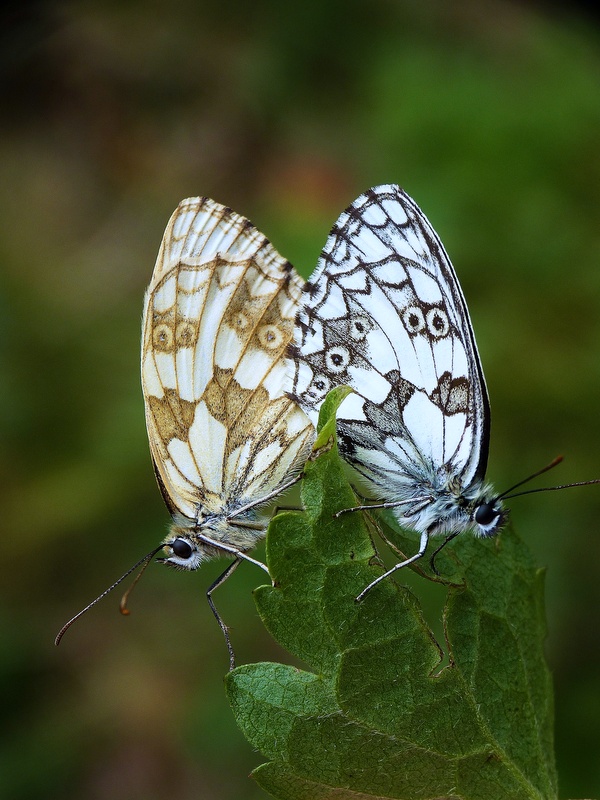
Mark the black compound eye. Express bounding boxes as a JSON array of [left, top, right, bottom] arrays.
[[171, 538, 193, 559], [474, 502, 498, 527]]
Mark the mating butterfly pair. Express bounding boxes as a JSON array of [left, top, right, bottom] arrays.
[[142, 186, 505, 576], [57, 185, 587, 665], [138, 184, 508, 665]]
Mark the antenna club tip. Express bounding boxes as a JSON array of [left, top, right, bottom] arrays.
[[54, 627, 67, 646]]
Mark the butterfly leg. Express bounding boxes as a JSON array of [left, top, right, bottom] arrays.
[[195, 533, 271, 577], [355, 530, 430, 603], [334, 497, 430, 519], [429, 531, 461, 576], [206, 558, 242, 671]]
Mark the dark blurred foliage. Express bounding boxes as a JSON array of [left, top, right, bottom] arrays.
[[1, 1, 600, 798]]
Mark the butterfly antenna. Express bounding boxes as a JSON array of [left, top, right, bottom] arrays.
[[503, 477, 600, 501], [497, 455, 600, 501], [54, 544, 165, 646], [497, 455, 564, 500], [119, 550, 159, 615]]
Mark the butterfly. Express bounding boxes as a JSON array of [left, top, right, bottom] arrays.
[[56, 197, 314, 666], [289, 184, 509, 597], [142, 197, 315, 657]]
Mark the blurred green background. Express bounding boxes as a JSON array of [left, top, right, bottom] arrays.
[[2, 1, 600, 798]]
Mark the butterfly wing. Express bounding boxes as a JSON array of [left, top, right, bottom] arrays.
[[142, 197, 314, 525], [291, 184, 489, 497]]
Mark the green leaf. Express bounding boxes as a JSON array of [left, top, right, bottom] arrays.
[[226, 389, 557, 800]]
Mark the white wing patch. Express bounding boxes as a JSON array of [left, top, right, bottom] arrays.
[[142, 197, 314, 552]]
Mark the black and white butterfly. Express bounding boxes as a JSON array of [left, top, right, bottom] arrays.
[[290, 184, 511, 595]]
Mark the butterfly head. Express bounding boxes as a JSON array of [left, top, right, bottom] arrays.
[[160, 533, 206, 571], [472, 496, 507, 538], [452, 475, 506, 538], [158, 508, 268, 571], [159, 517, 214, 571]]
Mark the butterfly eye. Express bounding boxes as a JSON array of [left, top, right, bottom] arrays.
[[171, 538, 193, 559], [474, 502, 499, 527]]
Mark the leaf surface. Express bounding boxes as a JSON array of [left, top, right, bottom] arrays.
[[226, 388, 557, 800]]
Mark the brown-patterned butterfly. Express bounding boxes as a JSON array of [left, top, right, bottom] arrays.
[[56, 198, 314, 667]]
